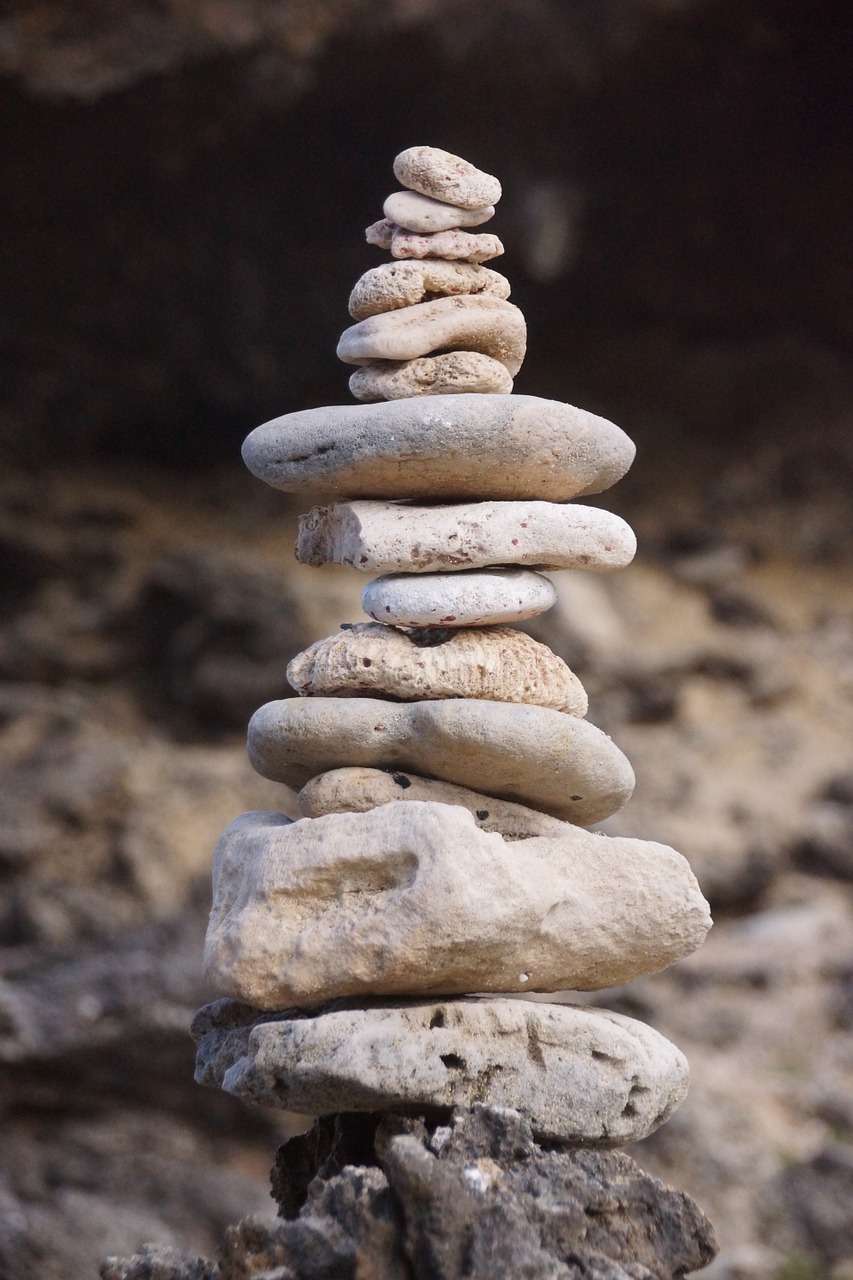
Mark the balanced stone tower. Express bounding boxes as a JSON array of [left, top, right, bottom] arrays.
[[190, 147, 718, 1279]]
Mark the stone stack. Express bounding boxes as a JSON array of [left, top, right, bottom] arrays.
[[192, 148, 713, 1204]]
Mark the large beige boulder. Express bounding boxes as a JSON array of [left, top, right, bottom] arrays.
[[193, 996, 689, 1146], [247, 696, 634, 824], [202, 805, 712, 1007]]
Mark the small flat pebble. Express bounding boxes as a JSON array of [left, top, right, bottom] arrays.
[[349, 352, 512, 401], [361, 567, 556, 628], [383, 189, 494, 233], [348, 260, 510, 321], [394, 145, 502, 209], [366, 220, 504, 263]]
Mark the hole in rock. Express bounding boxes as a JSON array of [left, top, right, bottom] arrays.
[[439, 1053, 465, 1071]]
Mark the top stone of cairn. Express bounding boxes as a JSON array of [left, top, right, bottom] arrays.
[[394, 146, 502, 210]]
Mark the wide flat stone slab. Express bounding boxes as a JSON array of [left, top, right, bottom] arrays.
[[286, 623, 587, 714], [297, 767, 576, 840], [248, 697, 634, 823], [362, 567, 557, 627], [296, 500, 636, 574], [242, 395, 635, 501], [202, 805, 711, 1007], [192, 995, 690, 1145]]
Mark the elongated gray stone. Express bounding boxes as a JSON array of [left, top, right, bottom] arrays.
[[192, 996, 690, 1145], [202, 806, 711, 1007], [383, 190, 494, 233], [247, 697, 634, 823], [362, 567, 557, 627], [242, 395, 635, 502], [296, 500, 636, 575], [393, 146, 502, 208]]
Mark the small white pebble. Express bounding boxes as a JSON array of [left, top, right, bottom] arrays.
[[463, 1166, 493, 1193], [519, 973, 530, 983]]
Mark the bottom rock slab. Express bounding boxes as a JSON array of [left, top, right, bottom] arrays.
[[192, 996, 690, 1146]]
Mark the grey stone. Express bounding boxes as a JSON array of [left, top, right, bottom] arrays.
[[366, 219, 504, 262], [349, 351, 512, 400], [348, 259, 510, 320], [361, 566, 557, 627], [383, 189, 494, 232]]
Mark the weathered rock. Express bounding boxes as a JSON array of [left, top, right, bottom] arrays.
[[202, 805, 711, 1006], [349, 352, 512, 400], [286, 623, 588, 714], [362, 566, 557, 627], [247, 697, 635, 822], [337, 295, 526, 376], [383, 190, 494, 233], [101, 1244, 217, 1279], [348, 259, 510, 320], [243, 394, 635, 501], [366, 220, 504, 263], [394, 146, 503, 209], [296, 499, 637, 574], [193, 998, 690, 1145]]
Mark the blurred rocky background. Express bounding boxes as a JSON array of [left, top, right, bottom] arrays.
[[0, 0, 851, 1276]]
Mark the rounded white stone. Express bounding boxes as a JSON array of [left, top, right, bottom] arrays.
[[247, 696, 634, 824], [383, 190, 494, 233], [362, 567, 557, 628], [296, 500, 637, 575], [393, 146, 502, 209], [348, 260, 510, 321], [349, 352, 513, 401]]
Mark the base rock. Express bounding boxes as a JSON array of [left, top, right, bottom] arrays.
[[103, 1105, 717, 1280]]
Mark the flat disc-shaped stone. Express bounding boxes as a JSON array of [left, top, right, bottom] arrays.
[[242, 395, 635, 502], [192, 996, 689, 1146], [247, 697, 634, 824], [362, 567, 557, 627], [202, 805, 711, 1007]]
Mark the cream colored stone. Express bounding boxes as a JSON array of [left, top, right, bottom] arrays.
[[393, 146, 502, 209], [349, 352, 512, 401], [247, 696, 634, 824], [296, 500, 636, 575], [348, 260, 510, 321], [362, 568, 557, 628], [202, 805, 711, 1007], [243, 395, 636, 503], [366, 219, 504, 263], [297, 767, 573, 840], [383, 190, 494, 233], [193, 996, 689, 1145], [337, 296, 526, 377], [286, 623, 587, 714]]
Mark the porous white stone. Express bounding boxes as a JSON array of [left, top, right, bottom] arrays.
[[202, 805, 711, 1006], [366, 220, 504, 263], [337, 296, 526, 377], [192, 996, 690, 1145], [242, 395, 636, 502], [286, 623, 587, 714], [349, 352, 512, 401], [247, 697, 634, 823], [296, 500, 636, 575], [383, 190, 494, 233], [361, 567, 557, 628], [393, 146, 502, 209], [348, 260, 510, 321], [297, 767, 573, 840]]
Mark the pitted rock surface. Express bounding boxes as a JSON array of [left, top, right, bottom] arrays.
[[286, 623, 588, 714], [202, 806, 711, 1007], [383, 190, 494, 233], [192, 998, 689, 1144], [348, 260, 511, 321], [366, 220, 504, 262], [361, 567, 557, 628], [247, 697, 635, 822], [337, 295, 526, 376], [243, 394, 635, 501], [349, 351, 512, 401], [394, 146, 503, 209], [297, 767, 574, 840], [296, 499, 637, 574]]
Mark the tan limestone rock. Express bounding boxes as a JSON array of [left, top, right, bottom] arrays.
[[286, 623, 588, 714], [349, 352, 512, 401], [393, 146, 502, 209], [348, 259, 510, 321], [366, 219, 504, 263], [202, 805, 712, 1007], [247, 696, 634, 824], [383, 190, 494, 233]]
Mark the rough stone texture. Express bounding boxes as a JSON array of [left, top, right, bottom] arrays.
[[247, 696, 635, 822], [383, 190, 494, 233], [394, 145, 503, 208], [297, 767, 575, 840], [243, 394, 635, 501], [349, 351, 513, 401], [366, 219, 505, 263], [286, 622, 588, 714], [296, 499, 637, 573], [337, 295, 527, 376], [202, 805, 711, 1007], [194, 998, 690, 1144], [362, 567, 557, 627], [101, 1245, 218, 1279], [348, 260, 511, 322]]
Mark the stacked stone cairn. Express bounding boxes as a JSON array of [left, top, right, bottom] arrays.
[[189, 147, 717, 1278]]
